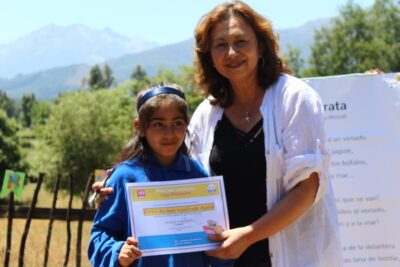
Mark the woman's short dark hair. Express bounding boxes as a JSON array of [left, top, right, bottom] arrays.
[[194, 0, 291, 107]]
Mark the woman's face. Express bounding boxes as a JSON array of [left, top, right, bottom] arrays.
[[210, 15, 261, 83]]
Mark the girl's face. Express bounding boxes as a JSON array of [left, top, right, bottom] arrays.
[[136, 103, 187, 167]]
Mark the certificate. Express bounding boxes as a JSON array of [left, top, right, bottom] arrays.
[[125, 176, 229, 256]]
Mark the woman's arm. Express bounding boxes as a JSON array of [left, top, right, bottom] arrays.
[[206, 172, 319, 259]]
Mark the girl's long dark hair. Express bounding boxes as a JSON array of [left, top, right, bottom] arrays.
[[115, 82, 189, 165]]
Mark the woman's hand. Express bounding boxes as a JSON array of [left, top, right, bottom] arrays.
[[92, 182, 114, 209], [206, 173, 319, 260], [118, 237, 142, 267], [205, 226, 253, 259], [365, 68, 384, 74]]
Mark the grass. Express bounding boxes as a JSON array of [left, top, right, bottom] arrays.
[[0, 125, 100, 266], [0, 219, 92, 267], [0, 178, 95, 266]]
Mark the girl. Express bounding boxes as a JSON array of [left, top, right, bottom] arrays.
[[88, 82, 232, 267]]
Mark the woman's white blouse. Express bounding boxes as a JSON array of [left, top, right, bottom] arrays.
[[188, 74, 342, 267]]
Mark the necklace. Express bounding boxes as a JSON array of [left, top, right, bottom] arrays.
[[245, 112, 251, 123]]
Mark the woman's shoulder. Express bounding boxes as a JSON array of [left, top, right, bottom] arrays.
[[277, 74, 314, 93], [193, 97, 223, 116], [275, 74, 322, 104]]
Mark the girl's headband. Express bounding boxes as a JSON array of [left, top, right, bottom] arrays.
[[136, 87, 186, 110]]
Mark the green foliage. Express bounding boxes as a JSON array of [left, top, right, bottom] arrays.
[[88, 64, 116, 90], [102, 64, 115, 88], [175, 65, 205, 115], [305, 0, 400, 76], [17, 65, 209, 196], [88, 65, 104, 90], [130, 79, 152, 96], [284, 44, 305, 77], [0, 109, 22, 179], [152, 67, 180, 84], [31, 100, 53, 127], [21, 93, 36, 127], [369, 0, 400, 71], [41, 87, 135, 195], [128, 65, 205, 114], [0, 90, 18, 119], [131, 65, 148, 81]]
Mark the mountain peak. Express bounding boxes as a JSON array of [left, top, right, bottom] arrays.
[[0, 24, 158, 79]]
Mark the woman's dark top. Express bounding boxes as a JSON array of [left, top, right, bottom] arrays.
[[209, 114, 271, 267]]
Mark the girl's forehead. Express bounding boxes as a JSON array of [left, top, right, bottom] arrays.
[[149, 103, 185, 118]]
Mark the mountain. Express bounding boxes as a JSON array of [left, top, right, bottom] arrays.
[[277, 18, 332, 60], [0, 18, 331, 99], [108, 39, 195, 82], [0, 24, 158, 79], [0, 65, 90, 99]]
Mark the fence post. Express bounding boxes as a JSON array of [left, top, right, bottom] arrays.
[[43, 173, 62, 267], [76, 173, 94, 267], [64, 173, 74, 267], [18, 172, 44, 267], [4, 191, 14, 267]]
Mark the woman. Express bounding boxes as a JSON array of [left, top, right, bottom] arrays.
[[94, 1, 342, 266]]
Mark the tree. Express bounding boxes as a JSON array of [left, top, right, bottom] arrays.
[[305, 0, 400, 77], [285, 45, 305, 77], [21, 94, 36, 127], [0, 91, 18, 118], [88, 64, 115, 90], [42, 88, 134, 195], [31, 100, 52, 127], [0, 110, 22, 181], [131, 65, 147, 81], [88, 65, 104, 90], [369, 0, 400, 71], [102, 64, 115, 88]]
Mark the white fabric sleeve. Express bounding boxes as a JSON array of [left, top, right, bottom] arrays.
[[187, 99, 207, 162], [281, 83, 330, 204]]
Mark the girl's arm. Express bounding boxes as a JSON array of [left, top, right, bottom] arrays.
[[88, 171, 131, 266], [205, 172, 318, 259]]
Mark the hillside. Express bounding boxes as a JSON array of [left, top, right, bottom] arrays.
[[0, 18, 331, 99], [0, 24, 157, 79]]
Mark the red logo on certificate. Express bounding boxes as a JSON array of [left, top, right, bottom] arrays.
[[137, 190, 146, 199]]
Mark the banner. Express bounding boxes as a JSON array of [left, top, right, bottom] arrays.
[[126, 176, 229, 256], [94, 169, 107, 182], [1, 170, 26, 200], [304, 73, 400, 267]]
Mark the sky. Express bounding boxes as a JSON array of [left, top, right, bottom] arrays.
[[1, 0, 375, 46]]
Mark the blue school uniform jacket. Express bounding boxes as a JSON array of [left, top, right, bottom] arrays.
[[88, 152, 232, 267]]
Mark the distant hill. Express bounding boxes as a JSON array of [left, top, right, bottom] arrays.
[[108, 39, 195, 82], [0, 18, 331, 99], [0, 65, 90, 99], [0, 24, 158, 79], [277, 18, 332, 60]]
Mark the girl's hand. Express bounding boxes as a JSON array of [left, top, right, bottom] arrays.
[[92, 182, 114, 209], [205, 226, 253, 259], [118, 237, 142, 267]]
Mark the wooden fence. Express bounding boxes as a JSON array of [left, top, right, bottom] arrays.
[[0, 172, 97, 267]]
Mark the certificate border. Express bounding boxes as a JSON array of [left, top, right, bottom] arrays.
[[125, 176, 229, 256]]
